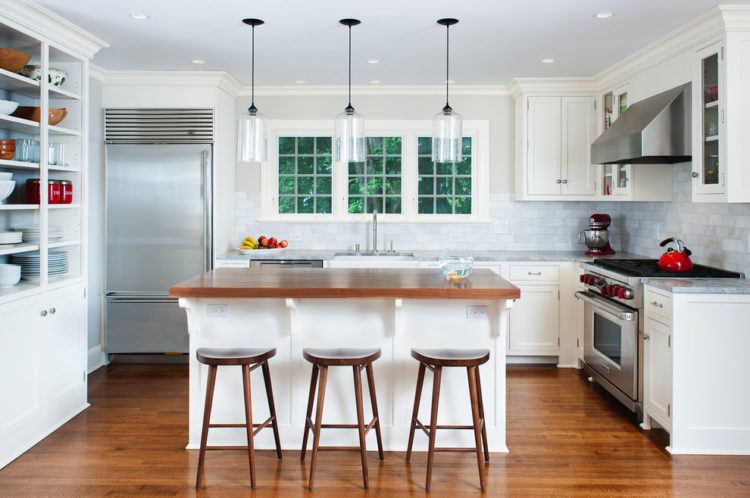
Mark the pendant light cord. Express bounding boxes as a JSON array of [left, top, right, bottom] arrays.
[[251, 24, 256, 110], [445, 23, 450, 109], [347, 23, 353, 111]]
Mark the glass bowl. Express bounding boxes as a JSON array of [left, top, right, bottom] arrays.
[[438, 255, 474, 281]]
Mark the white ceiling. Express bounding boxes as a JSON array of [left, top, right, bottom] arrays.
[[40, 0, 747, 86]]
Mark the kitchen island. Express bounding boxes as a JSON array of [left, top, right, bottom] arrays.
[[170, 268, 520, 452]]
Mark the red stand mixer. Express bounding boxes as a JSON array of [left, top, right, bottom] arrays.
[[579, 214, 615, 256]]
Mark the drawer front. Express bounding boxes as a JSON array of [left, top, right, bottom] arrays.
[[644, 289, 672, 325], [509, 264, 559, 282], [215, 259, 250, 269]]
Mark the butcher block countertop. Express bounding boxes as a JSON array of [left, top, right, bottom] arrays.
[[169, 268, 521, 300]]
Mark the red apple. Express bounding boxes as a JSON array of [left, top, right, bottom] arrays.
[[268, 237, 277, 247], [259, 236, 269, 247], [279, 240, 288, 248]]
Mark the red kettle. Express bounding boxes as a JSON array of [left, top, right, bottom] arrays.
[[658, 238, 694, 272]]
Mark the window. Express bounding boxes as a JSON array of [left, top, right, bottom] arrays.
[[417, 137, 472, 215], [262, 120, 489, 222], [277, 136, 332, 214], [348, 137, 403, 214]]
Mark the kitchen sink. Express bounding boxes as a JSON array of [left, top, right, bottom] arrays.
[[333, 251, 415, 261]]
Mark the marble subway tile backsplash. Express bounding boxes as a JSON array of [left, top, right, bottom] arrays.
[[235, 164, 750, 275]]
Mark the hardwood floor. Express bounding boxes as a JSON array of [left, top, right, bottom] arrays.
[[1, 364, 749, 496]]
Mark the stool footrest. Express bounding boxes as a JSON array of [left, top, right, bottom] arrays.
[[306, 417, 378, 435], [413, 418, 485, 438], [208, 415, 276, 436], [317, 445, 374, 452], [433, 447, 480, 453]]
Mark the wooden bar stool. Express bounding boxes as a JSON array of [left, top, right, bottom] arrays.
[[195, 347, 282, 489], [300, 348, 384, 490], [406, 348, 490, 491]]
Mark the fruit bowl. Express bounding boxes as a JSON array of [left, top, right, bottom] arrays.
[[439, 254, 474, 281], [240, 247, 287, 255], [12, 106, 67, 125], [0, 48, 31, 72]]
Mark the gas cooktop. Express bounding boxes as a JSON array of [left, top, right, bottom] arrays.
[[592, 259, 743, 278]]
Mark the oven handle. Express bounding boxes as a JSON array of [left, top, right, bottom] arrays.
[[575, 291, 636, 321]]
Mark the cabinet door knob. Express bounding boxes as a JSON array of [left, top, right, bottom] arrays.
[[692, 171, 699, 178], [650, 301, 663, 308], [49, 308, 56, 315], [643, 334, 650, 340], [562, 179, 568, 184], [40, 310, 48, 317], [556, 179, 562, 184]]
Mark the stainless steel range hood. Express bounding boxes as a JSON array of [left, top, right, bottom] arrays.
[[591, 83, 691, 165]]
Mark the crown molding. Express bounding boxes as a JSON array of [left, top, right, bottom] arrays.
[[240, 84, 509, 97], [0, 0, 108, 60], [94, 69, 243, 95], [508, 77, 599, 98]]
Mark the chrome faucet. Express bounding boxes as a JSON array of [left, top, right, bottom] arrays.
[[372, 211, 378, 252]]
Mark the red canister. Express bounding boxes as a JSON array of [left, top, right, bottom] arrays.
[[59, 180, 73, 204], [48, 180, 62, 204]]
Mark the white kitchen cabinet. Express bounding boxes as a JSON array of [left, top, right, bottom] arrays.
[[643, 317, 672, 431], [517, 95, 597, 200], [0, 284, 87, 469], [692, 32, 750, 202], [508, 284, 559, 354]]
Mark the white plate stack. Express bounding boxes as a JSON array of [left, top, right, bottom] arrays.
[[11, 250, 69, 282], [12, 226, 64, 243], [0, 231, 23, 248]]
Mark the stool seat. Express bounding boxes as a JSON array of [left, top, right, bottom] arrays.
[[303, 348, 381, 366], [197, 347, 276, 366], [411, 348, 490, 367]]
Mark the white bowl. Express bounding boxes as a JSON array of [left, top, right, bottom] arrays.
[[0, 180, 15, 203], [0, 264, 21, 287], [0, 99, 19, 115], [0, 172, 12, 181]]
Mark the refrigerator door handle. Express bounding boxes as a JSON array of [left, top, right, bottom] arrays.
[[202, 149, 213, 272]]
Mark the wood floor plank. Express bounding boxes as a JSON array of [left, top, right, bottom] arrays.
[[0, 364, 749, 496]]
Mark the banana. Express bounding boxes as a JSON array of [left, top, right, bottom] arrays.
[[241, 236, 259, 250]]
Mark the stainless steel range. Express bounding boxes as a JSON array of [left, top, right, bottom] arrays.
[[576, 259, 742, 413]]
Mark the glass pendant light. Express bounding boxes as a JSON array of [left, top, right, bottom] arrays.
[[334, 19, 366, 163], [237, 18, 266, 163], [433, 18, 462, 163]]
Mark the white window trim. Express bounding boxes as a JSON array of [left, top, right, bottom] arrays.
[[260, 119, 490, 223]]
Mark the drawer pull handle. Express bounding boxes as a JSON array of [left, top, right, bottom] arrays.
[[527, 271, 542, 276], [650, 301, 664, 308], [40, 310, 48, 317], [49, 308, 56, 315]]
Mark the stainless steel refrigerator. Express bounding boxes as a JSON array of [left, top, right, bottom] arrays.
[[104, 109, 213, 354]]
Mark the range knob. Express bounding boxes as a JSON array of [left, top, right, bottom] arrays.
[[617, 287, 633, 299], [579, 274, 587, 283], [601, 285, 612, 296]]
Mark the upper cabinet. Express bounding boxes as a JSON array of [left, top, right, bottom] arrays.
[[692, 28, 750, 202], [516, 94, 597, 200]]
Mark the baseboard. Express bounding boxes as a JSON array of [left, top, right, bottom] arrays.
[[87, 345, 106, 374]]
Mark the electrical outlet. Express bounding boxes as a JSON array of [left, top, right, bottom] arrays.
[[208, 304, 228, 317], [466, 305, 488, 319]]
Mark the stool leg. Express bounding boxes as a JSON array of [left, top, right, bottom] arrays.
[[353, 365, 369, 489], [475, 365, 489, 463], [308, 365, 328, 490], [261, 361, 283, 460], [406, 362, 426, 463], [425, 366, 442, 491], [195, 364, 217, 489], [241, 364, 257, 489], [467, 366, 487, 491], [365, 363, 384, 461], [300, 364, 319, 460]]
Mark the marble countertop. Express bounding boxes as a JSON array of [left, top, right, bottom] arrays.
[[217, 249, 646, 263], [644, 278, 750, 294]]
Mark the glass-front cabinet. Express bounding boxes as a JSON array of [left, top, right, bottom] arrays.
[[601, 87, 630, 197], [693, 42, 724, 196]]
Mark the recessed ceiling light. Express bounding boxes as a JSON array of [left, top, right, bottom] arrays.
[[541, 58, 555, 64], [367, 59, 379, 64], [192, 58, 207, 65], [294, 79, 307, 84], [129, 13, 150, 20], [594, 11, 615, 19], [369, 80, 381, 84]]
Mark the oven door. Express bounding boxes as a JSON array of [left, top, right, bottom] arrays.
[[576, 291, 639, 401]]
